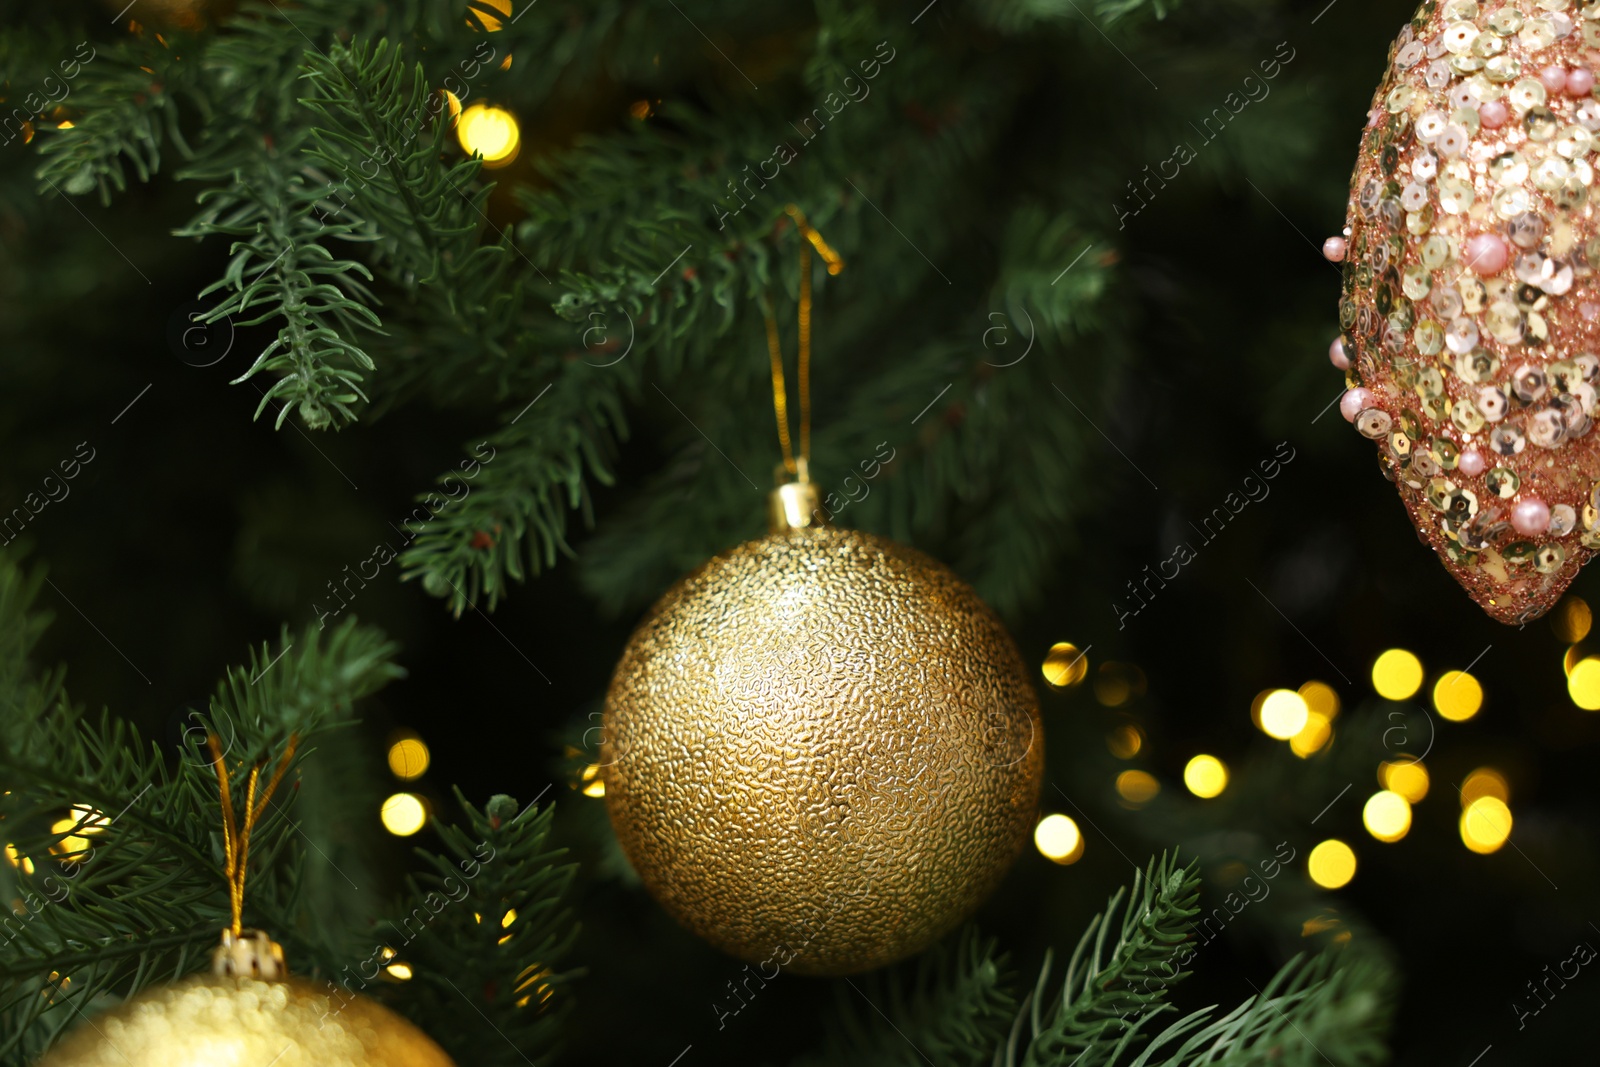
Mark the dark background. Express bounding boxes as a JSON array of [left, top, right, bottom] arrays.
[[3, 0, 1599, 1061]]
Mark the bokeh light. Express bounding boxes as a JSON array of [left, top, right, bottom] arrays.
[[387, 736, 430, 780], [1379, 759, 1429, 803], [1033, 814, 1084, 864], [1371, 649, 1424, 700], [1362, 790, 1411, 843], [1183, 755, 1228, 798], [1568, 656, 1600, 710], [581, 763, 605, 798], [50, 805, 106, 861], [1298, 680, 1340, 720], [1551, 596, 1592, 643], [386, 962, 414, 980], [1431, 670, 1483, 722], [1461, 796, 1512, 854], [1258, 689, 1309, 740], [1094, 662, 1145, 707], [1106, 723, 1143, 759], [1041, 642, 1089, 688], [4, 843, 34, 875], [1115, 769, 1160, 805], [471, 0, 511, 30], [1289, 712, 1333, 758], [457, 103, 520, 167], [1307, 839, 1357, 889], [1460, 767, 1510, 805], [381, 793, 427, 836]]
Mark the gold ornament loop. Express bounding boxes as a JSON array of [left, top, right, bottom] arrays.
[[207, 731, 298, 943], [763, 205, 843, 483]]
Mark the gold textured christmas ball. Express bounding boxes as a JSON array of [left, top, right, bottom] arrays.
[[38, 974, 455, 1067], [601, 520, 1044, 976]]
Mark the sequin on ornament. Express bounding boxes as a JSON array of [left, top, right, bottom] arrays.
[[1333, 0, 1600, 621]]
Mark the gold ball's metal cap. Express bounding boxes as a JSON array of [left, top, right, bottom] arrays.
[[767, 458, 829, 532]]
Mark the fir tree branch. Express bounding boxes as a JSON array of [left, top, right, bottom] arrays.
[[176, 136, 385, 430], [399, 364, 630, 616], [30, 32, 188, 203], [802, 928, 1018, 1067], [380, 791, 579, 1067]]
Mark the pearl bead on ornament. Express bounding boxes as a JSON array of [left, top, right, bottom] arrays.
[[1329, 337, 1350, 370], [1322, 236, 1347, 263], [1465, 233, 1508, 276], [1569, 68, 1595, 96], [1340, 387, 1374, 423], [1512, 498, 1551, 536], [1541, 65, 1569, 93], [1479, 100, 1508, 128], [1459, 449, 1485, 476]]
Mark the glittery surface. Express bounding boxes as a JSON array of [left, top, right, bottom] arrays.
[[38, 976, 455, 1066], [1340, 0, 1600, 623], [601, 526, 1043, 976]]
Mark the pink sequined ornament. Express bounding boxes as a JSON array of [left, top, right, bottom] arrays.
[[1334, 1, 1600, 624]]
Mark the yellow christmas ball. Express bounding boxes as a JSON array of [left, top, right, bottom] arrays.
[[38, 974, 455, 1067], [602, 520, 1044, 975]]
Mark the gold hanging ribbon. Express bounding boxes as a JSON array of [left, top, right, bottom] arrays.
[[764, 205, 843, 479], [208, 732, 298, 936]]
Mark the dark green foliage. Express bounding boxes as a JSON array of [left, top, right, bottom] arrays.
[[802, 928, 1019, 1067], [381, 791, 578, 1067], [812, 856, 1392, 1067]]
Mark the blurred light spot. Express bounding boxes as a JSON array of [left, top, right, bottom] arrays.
[[1460, 767, 1510, 805], [1378, 759, 1429, 803], [441, 90, 463, 125], [4, 843, 33, 875], [1565, 643, 1588, 677], [1115, 769, 1160, 805], [1301, 912, 1342, 936], [1041, 642, 1089, 689], [1372, 649, 1424, 700], [1094, 662, 1145, 707], [1432, 671, 1483, 722], [1183, 755, 1228, 799], [1289, 711, 1333, 758], [1106, 723, 1143, 759], [581, 762, 605, 798], [1362, 790, 1411, 843], [387, 736, 430, 780], [1568, 656, 1600, 710], [629, 99, 654, 120], [381, 793, 427, 836], [1259, 689, 1309, 740], [1298, 680, 1341, 720], [50, 806, 106, 861], [1552, 596, 1592, 643], [1307, 839, 1357, 889], [1033, 814, 1083, 864], [385, 962, 414, 980], [457, 103, 520, 167], [472, 0, 511, 30], [1460, 796, 1512, 854]]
